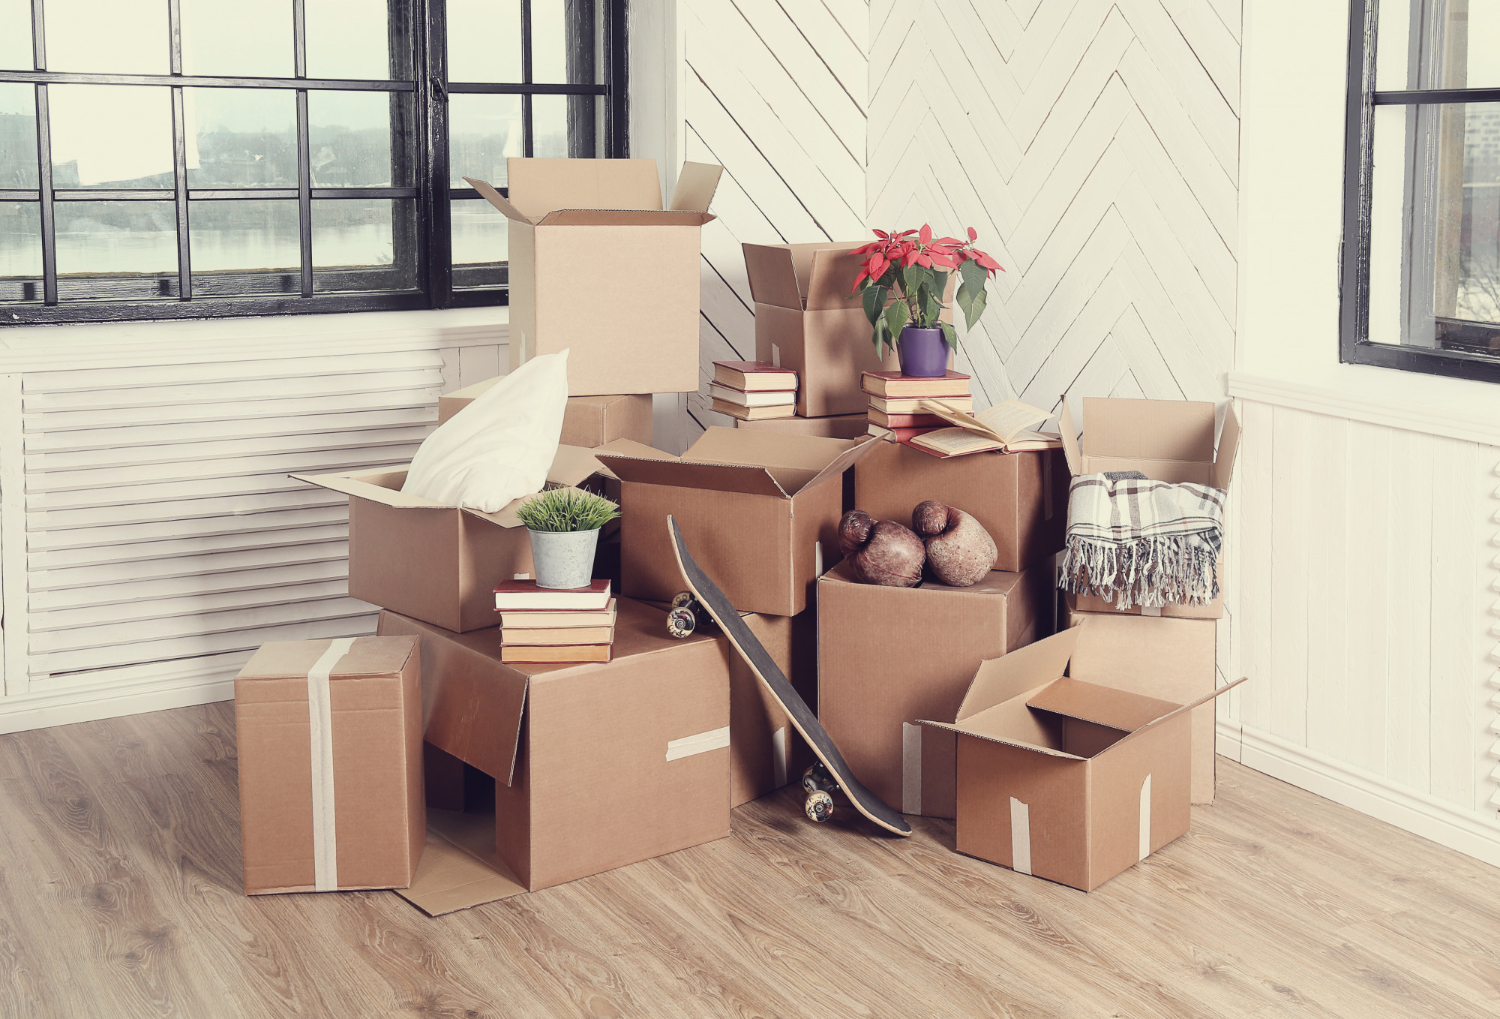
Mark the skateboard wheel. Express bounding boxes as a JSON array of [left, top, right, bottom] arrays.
[[670, 591, 697, 609], [666, 606, 697, 639], [804, 790, 835, 823]]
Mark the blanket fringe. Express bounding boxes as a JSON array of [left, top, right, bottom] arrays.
[[1057, 532, 1221, 609]]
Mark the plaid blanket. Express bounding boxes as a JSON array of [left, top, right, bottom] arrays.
[[1057, 471, 1225, 609]]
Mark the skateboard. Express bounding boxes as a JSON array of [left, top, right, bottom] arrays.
[[667, 516, 912, 837]]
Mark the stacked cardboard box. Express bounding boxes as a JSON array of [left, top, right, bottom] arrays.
[[861, 369, 971, 440]]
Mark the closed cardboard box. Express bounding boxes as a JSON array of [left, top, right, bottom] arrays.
[[817, 562, 1050, 819], [295, 445, 611, 633], [743, 242, 901, 417], [853, 439, 1070, 572], [923, 627, 1243, 891], [438, 378, 653, 449], [598, 428, 879, 617], [378, 597, 731, 909], [1059, 397, 1240, 618], [468, 159, 722, 396], [735, 413, 870, 440], [1062, 606, 1219, 804], [235, 636, 424, 895]]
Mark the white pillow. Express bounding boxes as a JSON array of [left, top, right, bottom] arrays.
[[401, 350, 570, 512]]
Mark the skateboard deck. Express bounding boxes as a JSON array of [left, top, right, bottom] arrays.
[[668, 516, 912, 837]]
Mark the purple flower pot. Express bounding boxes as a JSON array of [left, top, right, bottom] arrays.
[[897, 325, 949, 378]]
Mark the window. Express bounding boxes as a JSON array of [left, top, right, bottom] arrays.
[[0, 0, 627, 324], [1342, 0, 1500, 382]]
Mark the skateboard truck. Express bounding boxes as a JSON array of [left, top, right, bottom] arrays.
[[666, 591, 719, 639], [802, 763, 839, 822]]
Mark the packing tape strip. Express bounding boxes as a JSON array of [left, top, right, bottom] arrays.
[[902, 722, 922, 815], [665, 726, 730, 762], [1010, 797, 1032, 876], [307, 636, 356, 892], [772, 726, 788, 788], [1139, 774, 1152, 862]]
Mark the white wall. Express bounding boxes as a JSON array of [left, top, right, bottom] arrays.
[[1227, 0, 1500, 863]]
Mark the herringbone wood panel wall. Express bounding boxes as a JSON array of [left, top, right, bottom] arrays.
[[683, 0, 1239, 434]]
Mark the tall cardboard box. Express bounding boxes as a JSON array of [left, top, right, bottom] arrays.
[[735, 413, 870, 440], [438, 377, 653, 448], [598, 428, 879, 617], [743, 242, 901, 417], [923, 627, 1243, 891], [467, 159, 722, 395], [1062, 606, 1219, 804], [235, 635, 424, 895], [817, 563, 1051, 819], [853, 439, 1070, 572], [378, 598, 730, 906], [295, 445, 610, 633]]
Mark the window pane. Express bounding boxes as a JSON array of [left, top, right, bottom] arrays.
[[532, 92, 596, 159], [50, 85, 174, 188], [1377, 0, 1500, 90], [186, 89, 297, 188], [0, 83, 38, 188], [312, 198, 416, 290], [308, 92, 414, 187], [190, 200, 299, 272], [451, 197, 507, 264], [0, 0, 32, 70], [181, 0, 295, 78], [448, 93, 522, 187], [531, 0, 599, 85], [55, 201, 177, 276], [447, 0, 521, 83], [45, 0, 169, 75], [305, 0, 391, 80], [1368, 101, 1500, 360], [0, 203, 42, 294]]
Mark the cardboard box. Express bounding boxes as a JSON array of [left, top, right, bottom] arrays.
[[734, 413, 870, 440], [743, 242, 902, 417], [235, 635, 424, 895], [1062, 605, 1219, 804], [1058, 397, 1240, 618], [468, 159, 722, 396], [922, 626, 1241, 891], [438, 378, 654, 449], [598, 428, 879, 617], [853, 438, 1070, 572], [377, 597, 731, 912], [730, 609, 818, 806], [816, 562, 1051, 820], [295, 445, 611, 633]]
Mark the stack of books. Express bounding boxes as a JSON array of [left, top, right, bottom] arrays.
[[862, 370, 973, 439], [709, 360, 798, 420], [494, 580, 616, 663]]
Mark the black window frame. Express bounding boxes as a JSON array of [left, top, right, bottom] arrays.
[[0, 0, 629, 325], [1341, 0, 1500, 384]]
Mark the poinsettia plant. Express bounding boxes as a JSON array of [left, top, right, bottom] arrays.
[[849, 225, 1003, 357]]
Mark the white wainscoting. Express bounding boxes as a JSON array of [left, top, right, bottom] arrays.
[[1217, 387, 1500, 862]]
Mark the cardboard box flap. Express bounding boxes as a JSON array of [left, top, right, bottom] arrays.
[[461, 485, 592, 529], [593, 453, 789, 498], [668, 161, 723, 213], [1096, 676, 1250, 761], [1214, 403, 1241, 490], [464, 177, 535, 225], [237, 635, 416, 681], [919, 717, 1092, 762], [596, 437, 671, 461], [742, 243, 804, 311], [804, 245, 868, 312], [798, 434, 880, 493], [538, 209, 715, 228], [1059, 401, 1082, 476], [506, 157, 663, 218], [1025, 677, 1182, 734], [1081, 398, 1216, 465], [292, 468, 446, 510], [547, 444, 613, 487], [684, 427, 851, 471], [955, 627, 1081, 720]]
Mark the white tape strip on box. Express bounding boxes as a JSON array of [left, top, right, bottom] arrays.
[[1010, 797, 1032, 876], [665, 726, 730, 762], [1139, 774, 1152, 862], [306, 637, 355, 892], [902, 722, 923, 815], [772, 726, 788, 788]]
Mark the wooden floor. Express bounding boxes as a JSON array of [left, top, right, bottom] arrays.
[[2, 703, 1499, 1018]]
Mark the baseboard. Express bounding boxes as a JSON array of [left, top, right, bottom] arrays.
[[1218, 720, 1500, 867], [0, 668, 234, 735]]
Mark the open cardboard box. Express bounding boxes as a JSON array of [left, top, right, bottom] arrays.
[[467, 159, 722, 396], [1059, 397, 1240, 618], [378, 598, 731, 915], [598, 428, 879, 617], [922, 626, 1246, 891], [294, 444, 615, 633], [438, 376, 653, 449], [734, 412, 871, 440]]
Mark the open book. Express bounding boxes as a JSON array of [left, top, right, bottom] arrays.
[[905, 399, 1063, 458]]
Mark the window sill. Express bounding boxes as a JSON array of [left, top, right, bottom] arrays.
[[1226, 362, 1500, 446]]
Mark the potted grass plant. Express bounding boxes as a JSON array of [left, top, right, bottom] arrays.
[[515, 488, 621, 590], [849, 225, 1003, 377]]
